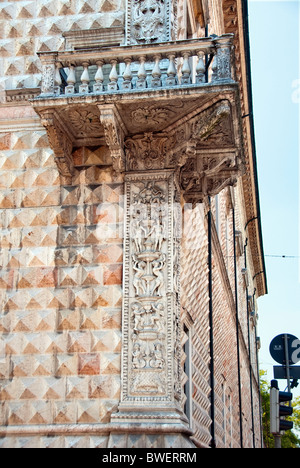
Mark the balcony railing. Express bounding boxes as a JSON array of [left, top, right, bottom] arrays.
[[37, 34, 235, 98]]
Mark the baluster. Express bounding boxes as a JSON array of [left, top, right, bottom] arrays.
[[79, 62, 90, 94], [93, 61, 104, 93], [65, 64, 76, 94], [181, 52, 191, 84], [122, 58, 132, 90], [136, 56, 147, 89], [196, 51, 205, 84], [151, 54, 162, 88], [211, 54, 218, 82], [108, 60, 119, 91], [54, 62, 62, 95], [166, 54, 177, 87]]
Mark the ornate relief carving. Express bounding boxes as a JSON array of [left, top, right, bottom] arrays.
[[41, 64, 55, 95], [125, 133, 170, 171], [68, 109, 100, 135], [131, 107, 171, 128], [120, 172, 183, 412], [191, 100, 232, 143], [128, 0, 170, 45], [126, 0, 178, 45], [124, 100, 240, 200]]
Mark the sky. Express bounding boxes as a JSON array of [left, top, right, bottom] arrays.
[[248, 0, 300, 397]]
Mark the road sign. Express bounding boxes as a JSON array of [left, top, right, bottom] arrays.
[[269, 334, 300, 366], [273, 366, 300, 380]]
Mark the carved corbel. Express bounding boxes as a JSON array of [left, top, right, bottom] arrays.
[[99, 105, 126, 173], [178, 100, 242, 202], [39, 109, 74, 183]]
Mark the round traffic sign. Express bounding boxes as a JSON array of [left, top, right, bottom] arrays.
[[269, 334, 300, 365]]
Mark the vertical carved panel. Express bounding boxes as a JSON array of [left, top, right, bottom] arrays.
[[120, 171, 182, 414], [127, 0, 174, 45]]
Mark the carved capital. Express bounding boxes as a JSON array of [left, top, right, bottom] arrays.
[[99, 105, 126, 173], [39, 110, 74, 183]]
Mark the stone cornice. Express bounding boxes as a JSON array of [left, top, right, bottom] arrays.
[[222, 0, 267, 297]]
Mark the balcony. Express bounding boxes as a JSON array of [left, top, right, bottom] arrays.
[[36, 34, 234, 97], [32, 34, 243, 200]]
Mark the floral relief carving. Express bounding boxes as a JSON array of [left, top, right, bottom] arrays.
[[68, 109, 100, 135], [131, 107, 171, 127]]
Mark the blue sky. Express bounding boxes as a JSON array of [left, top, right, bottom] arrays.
[[248, 0, 300, 395]]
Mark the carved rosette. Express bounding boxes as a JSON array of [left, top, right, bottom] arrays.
[[119, 171, 183, 415]]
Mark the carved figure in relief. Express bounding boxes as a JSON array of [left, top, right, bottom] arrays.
[[132, 301, 165, 333], [135, 181, 165, 205], [151, 258, 165, 296], [149, 343, 165, 369], [132, 302, 146, 331], [132, 259, 147, 295], [131, 216, 146, 253], [149, 302, 164, 332], [132, 343, 147, 369]]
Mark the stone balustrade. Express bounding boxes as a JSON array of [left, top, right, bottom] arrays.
[[37, 34, 234, 97]]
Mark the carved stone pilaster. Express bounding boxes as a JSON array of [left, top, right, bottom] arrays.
[[112, 170, 187, 429], [40, 60, 55, 95], [99, 105, 126, 173], [39, 110, 74, 183]]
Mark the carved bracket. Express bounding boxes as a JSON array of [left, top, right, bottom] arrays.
[[39, 109, 74, 183], [99, 105, 126, 173]]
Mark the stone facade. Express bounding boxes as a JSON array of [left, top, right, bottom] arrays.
[[0, 0, 267, 448]]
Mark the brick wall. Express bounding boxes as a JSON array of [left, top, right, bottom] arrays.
[[181, 185, 262, 448]]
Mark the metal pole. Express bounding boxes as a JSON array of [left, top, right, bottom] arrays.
[[284, 334, 291, 398], [274, 435, 281, 449]]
